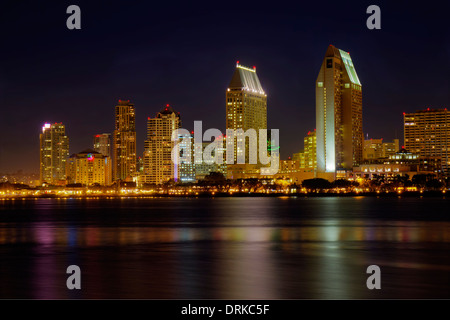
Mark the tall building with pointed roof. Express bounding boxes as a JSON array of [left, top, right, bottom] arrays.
[[226, 62, 267, 165], [316, 45, 363, 174]]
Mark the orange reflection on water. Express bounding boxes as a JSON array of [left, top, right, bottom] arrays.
[[0, 221, 450, 246]]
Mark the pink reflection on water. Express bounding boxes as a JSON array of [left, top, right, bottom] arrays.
[[33, 222, 55, 246]]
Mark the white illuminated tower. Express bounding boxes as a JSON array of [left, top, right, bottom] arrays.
[[316, 45, 363, 174], [226, 62, 267, 164]]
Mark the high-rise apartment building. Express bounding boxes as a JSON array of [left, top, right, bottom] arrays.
[[404, 108, 450, 175], [39, 122, 69, 185], [93, 133, 111, 157], [304, 130, 317, 170], [316, 45, 363, 174], [226, 62, 267, 164], [195, 141, 227, 181], [113, 100, 136, 181], [178, 132, 196, 183], [293, 130, 316, 171], [143, 105, 181, 184], [66, 149, 112, 186], [293, 151, 306, 168]]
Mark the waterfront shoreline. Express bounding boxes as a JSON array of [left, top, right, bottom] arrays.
[[0, 190, 448, 200]]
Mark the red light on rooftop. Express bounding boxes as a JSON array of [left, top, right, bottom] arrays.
[[403, 112, 406, 115], [308, 131, 311, 135], [191, 131, 194, 134], [427, 108, 430, 111], [253, 66, 256, 69], [236, 60, 239, 64], [95, 134, 100, 138], [166, 104, 170, 107], [148, 117, 150, 120]]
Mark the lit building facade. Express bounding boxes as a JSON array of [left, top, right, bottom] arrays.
[[178, 132, 196, 183], [195, 141, 227, 181], [39, 122, 69, 185], [292, 130, 316, 171], [304, 130, 317, 170], [404, 108, 450, 175], [353, 148, 442, 179], [270, 159, 315, 184], [226, 62, 267, 165], [113, 100, 136, 181], [66, 149, 112, 186], [363, 138, 400, 160], [293, 151, 306, 168], [143, 105, 181, 184], [316, 45, 363, 174], [94, 133, 111, 157]]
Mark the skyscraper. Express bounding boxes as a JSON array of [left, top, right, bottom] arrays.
[[93, 133, 111, 157], [404, 108, 450, 175], [316, 45, 363, 174], [292, 130, 316, 171], [39, 122, 69, 185], [143, 105, 181, 184], [226, 62, 267, 164], [304, 130, 317, 170], [113, 100, 136, 181], [178, 132, 196, 183]]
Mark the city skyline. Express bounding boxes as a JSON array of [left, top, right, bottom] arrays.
[[1, 1, 449, 174], [2, 1, 450, 305], [11, 53, 450, 178]]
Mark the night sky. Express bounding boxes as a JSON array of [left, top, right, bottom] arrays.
[[0, 0, 449, 173]]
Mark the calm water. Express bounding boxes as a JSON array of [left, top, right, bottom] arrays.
[[0, 196, 449, 299]]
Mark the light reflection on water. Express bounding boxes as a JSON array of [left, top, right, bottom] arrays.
[[1, 223, 449, 246], [0, 197, 450, 299]]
